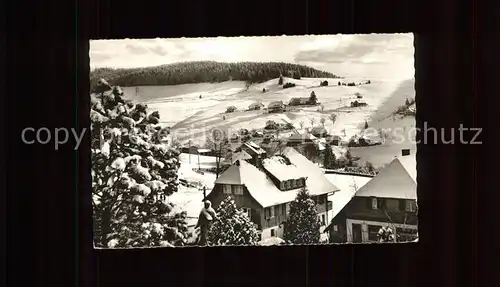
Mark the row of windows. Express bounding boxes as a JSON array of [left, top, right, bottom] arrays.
[[370, 198, 417, 212], [264, 203, 290, 219], [223, 184, 244, 195], [279, 178, 304, 190]]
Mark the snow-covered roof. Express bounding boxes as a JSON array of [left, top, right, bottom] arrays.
[[268, 101, 284, 108], [354, 155, 417, 200], [281, 147, 340, 195], [212, 148, 339, 208], [311, 126, 328, 134], [243, 141, 266, 155], [249, 102, 264, 108], [287, 132, 317, 142], [325, 173, 372, 219], [231, 150, 252, 163], [262, 156, 305, 181]]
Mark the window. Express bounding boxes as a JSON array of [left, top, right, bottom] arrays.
[[223, 185, 232, 194], [285, 203, 290, 215], [405, 200, 416, 212], [279, 204, 285, 216], [377, 198, 385, 209], [265, 207, 271, 219], [284, 181, 290, 190], [368, 225, 381, 241], [333, 225, 338, 232], [290, 180, 296, 188], [398, 199, 406, 211], [280, 182, 285, 190], [318, 195, 325, 204], [242, 207, 251, 219], [232, 185, 243, 195], [295, 179, 301, 187], [271, 229, 276, 237], [371, 198, 378, 209], [270, 206, 275, 218]]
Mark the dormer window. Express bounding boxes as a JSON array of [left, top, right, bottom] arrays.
[[295, 179, 301, 187], [284, 180, 290, 190], [280, 182, 284, 190]]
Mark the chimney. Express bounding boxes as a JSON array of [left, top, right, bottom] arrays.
[[401, 149, 410, 156], [235, 160, 240, 166]]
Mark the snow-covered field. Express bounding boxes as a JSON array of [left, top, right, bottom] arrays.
[[124, 76, 415, 166]]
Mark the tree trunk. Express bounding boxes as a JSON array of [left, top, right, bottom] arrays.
[[99, 207, 113, 247]]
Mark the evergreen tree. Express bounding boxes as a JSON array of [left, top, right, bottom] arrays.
[[90, 61, 339, 90], [283, 188, 321, 244], [91, 80, 189, 248], [278, 75, 284, 85], [309, 91, 317, 104], [323, 143, 337, 169], [364, 120, 369, 129], [207, 195, 260, 246], [345, 149, 353, 166]]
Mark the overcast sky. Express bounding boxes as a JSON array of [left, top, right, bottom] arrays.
[[90, 33, 414, 80]]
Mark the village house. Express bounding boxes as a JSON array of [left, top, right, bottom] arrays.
[[205, 146, 340, 241], [268, 101, 285, 113], [324, 150, 418, 243], [235, 141, 267, 166], [286, 131, 318, 147], [288, 97, 310, 106], [248, 102, 265, 111]]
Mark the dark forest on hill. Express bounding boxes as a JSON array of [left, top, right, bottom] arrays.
[[89, 61, 340, 90]]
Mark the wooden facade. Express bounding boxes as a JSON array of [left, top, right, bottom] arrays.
[[207, 183, 333, 233], [327, 196, 418, 243]]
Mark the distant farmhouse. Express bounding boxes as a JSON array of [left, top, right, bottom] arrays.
[[206, 145, 340, 241], [288, 97, 310, 106], [268, 101, 285, 113], [248, 102, 265, 111], [286, 131, 318, 147], [324, 150, 418, 243]]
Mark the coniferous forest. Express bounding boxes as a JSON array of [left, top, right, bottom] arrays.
[[90, 61, 340, 91]]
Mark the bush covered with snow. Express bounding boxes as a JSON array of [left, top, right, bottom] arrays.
[[91, 81, 189, 248], [283, 188, 321, 244], [207, 196, 260, 246]]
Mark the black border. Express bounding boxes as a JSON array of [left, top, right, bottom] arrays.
[[6, 0, 498, 286]]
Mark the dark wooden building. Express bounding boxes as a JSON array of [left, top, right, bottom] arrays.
[[325, 151, 418, 243]]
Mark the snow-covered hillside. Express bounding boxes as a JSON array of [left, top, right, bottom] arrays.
[[123, 76, 415, 165]]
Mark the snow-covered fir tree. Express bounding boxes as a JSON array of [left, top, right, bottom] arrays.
[[207, 195, 260, 246], [91, 79, 189, 248], [283, 188, 321, 244]]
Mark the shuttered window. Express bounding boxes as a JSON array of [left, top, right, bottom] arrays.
[[223, 185, 232, 194], [233, 185, 243, 195]]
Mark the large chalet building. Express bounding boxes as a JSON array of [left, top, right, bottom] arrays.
[[325, 151, 418, 243], [206, 144, 340, 241]]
